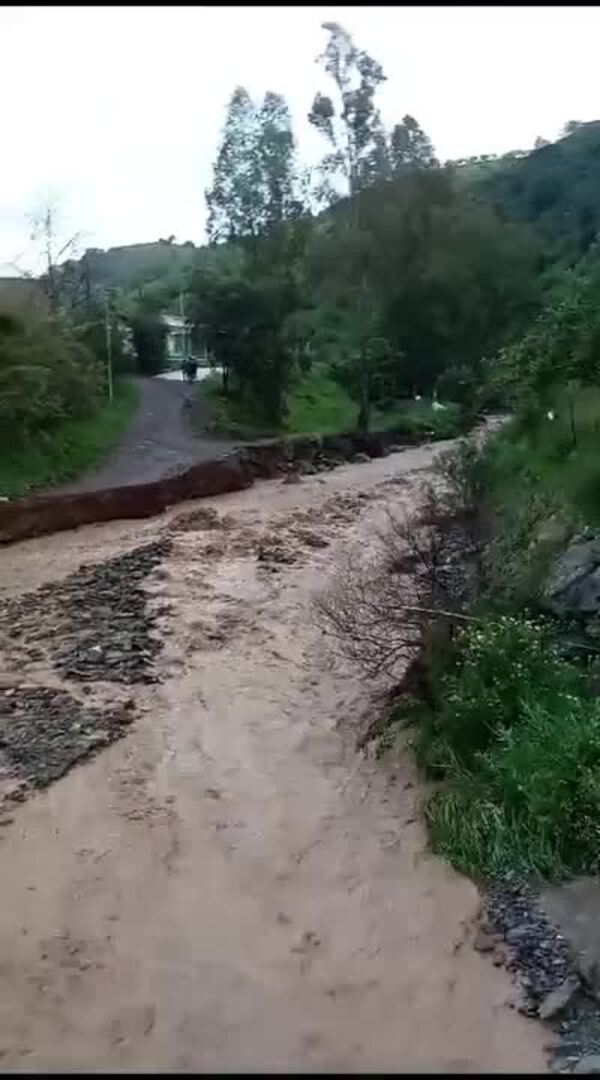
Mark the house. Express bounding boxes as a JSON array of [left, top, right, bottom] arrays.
[[0, 275, 49, 316], [161, 311, 211, 371], [162, 313, 192, 370]]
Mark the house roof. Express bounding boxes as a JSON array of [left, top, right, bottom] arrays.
[[162, 313, 190, 331], [0, 276, 48, 314]]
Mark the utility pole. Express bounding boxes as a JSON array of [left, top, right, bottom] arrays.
[[105, 296, 114, 402], [179, 290, 190, 361]]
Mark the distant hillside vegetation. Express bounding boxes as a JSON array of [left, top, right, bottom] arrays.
[[61, 239, 199, 293], [475, 120, 600, 268]]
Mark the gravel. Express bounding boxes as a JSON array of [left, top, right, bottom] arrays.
[[0, 686, 134, 791], [483, 882, 577, 1016], [0, 540, 173, 802], [481, 881, 600, 1072], [0, 540, 172, 685]]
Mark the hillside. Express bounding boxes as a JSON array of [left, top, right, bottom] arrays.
[[60, 239, 199, 295], [475, 120, 600, 268], [48, 120, 600, 311]]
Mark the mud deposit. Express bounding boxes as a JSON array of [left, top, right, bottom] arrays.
[[0, 445, 549, 1071]]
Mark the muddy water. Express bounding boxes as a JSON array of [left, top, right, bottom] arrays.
[[0, 444, 549, 1071]]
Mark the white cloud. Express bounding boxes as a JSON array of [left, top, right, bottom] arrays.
[[2, 5, 599, 271]]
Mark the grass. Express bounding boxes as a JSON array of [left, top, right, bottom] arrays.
[[446, 385, 600, 610], [484, 386, 600, 528], [395, 387, 600, 883], [286, 365, 356, 434], [408, 614, 600, 881], [0, 379, 139, 499], [198, 364, 467, 440]]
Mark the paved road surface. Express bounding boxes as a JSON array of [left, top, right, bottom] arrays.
[[57, 376, 239, 494]]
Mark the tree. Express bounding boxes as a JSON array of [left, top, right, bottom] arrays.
[[256, 92, 301, 227], [31, 202, 83, 314], [206, 87, 264, 243], [333, 332, 402, 432], [390, 115, 438, 172], [489, 261, 600, 408], [366, 170, 539, 395], [534, 136, 550, 150], [129, 311, 167, 376], [308, 166, 539, 404], [563, 120, 583, 137], [308, 21, 389, 197], [206, 87, 302, 244], [9, 200, 83, 314], [190, 242, 300, 425], [202, 86, 309, 419], [0, 304, 101, 447], [72, 293, 132, 379]]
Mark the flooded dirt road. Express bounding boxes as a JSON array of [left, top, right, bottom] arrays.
[[0, 442, 549, 1071]]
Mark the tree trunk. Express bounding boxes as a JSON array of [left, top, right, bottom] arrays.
[[569, 393, 577, 449], [222, 366, 230, 395], [357, 374, 370, 433]]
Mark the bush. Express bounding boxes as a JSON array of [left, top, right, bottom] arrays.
[[414, 614, 598, 880], [0, 308, 101, 445], [414, 615, 583, 770], [487, 263, 600, 409], [0, 379, 138, 498], [378, 400, 467, 440]]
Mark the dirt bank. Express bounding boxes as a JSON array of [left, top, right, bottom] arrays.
[[0, 443, 549, 1071]]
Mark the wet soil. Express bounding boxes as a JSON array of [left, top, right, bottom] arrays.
[[0, 442, 549, 1071]]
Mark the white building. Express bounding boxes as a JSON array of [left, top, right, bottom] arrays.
[[162, 313, 192, 370]]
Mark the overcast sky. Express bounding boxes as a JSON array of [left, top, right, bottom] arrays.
[[3, 4, 600, 273]]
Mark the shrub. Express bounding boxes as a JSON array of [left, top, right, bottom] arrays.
[[0, 308, 101, 445], [414, 615, 584, 771], [414, 614, 597, 880]]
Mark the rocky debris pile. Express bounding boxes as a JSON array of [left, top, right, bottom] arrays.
[[0, 540, 171, 684], [168, 507, 237, 533], [542, 537, 600, 619], [0, 687, 134, 792], [478, 883, 600, 1072], [174, 489, 372, 573], [481, 882, 578, 1019]]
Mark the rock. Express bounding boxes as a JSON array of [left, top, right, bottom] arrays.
[[492, 945, 509, 967], [529, 516, 572, 554], [540, 878, 600, 1002], [321, 434, 354, 460], [573, 1056, 600, 1074], [474, 930, 501, 953], [283, 472, 301, 485], [538, 975, 580, 1020], [0, 540, 170, 686], [288, 434, 322, 463], [0, 674, 21, 690], [0, 686, 133, 795], [543, 539, 600, 617], [351, 452, 371, 464], [506, 924, 532, 944], [482, 882, 577, 1020]]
